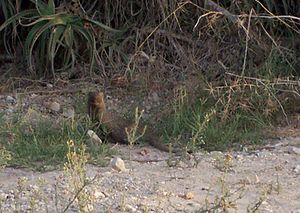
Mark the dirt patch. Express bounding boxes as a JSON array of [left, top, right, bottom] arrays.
[[1, 138, 300, 212]]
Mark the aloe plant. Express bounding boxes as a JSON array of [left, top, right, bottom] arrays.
[[0, 0, 119, 77]]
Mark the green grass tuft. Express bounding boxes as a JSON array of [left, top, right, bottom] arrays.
[[0, 112, 113, 171], [161, 90, 269, 152]]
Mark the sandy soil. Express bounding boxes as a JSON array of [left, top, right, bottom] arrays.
[[0, 137, 300, 213]]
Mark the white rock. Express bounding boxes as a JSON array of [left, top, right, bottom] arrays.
[[5, 108, 14, 114], [259, 200, 274, 212], [294, 165, 300, 173], [46, 83, 53, 88], [87, 130, 102, 144], [6, 96, 16, 104], [0, 192, 7, 200], [152, 92, 160, 102], [110, 157, 127, 172], [63, 107, 75, 118], [81, 204, 94, 213], [30, 93, 38, 98], [49, 101, 61, 112], [288, 147, 300, 155], [124, 204, 136, 212], [210, 151, 224, 158], [94, 190, 106, 199]]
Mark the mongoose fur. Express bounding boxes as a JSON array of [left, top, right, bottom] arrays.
[[88, 91, 171, 152]]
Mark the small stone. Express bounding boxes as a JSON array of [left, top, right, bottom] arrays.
[[235, 154, 243, 161], [5, 108, 14, 114], [260, 201, 274, 212], [6, 96, 16, 104], [81, 204, 94, 213], [110, 157, 127, 172], [183, 191, 194, 200], [0, 192, 7, 200], [210, 151, 224, 158], [49, 101, 61, 112], [152, 92, 160, 102], [87, 130, 102, 144], [22, 108, 46, 126], [124, 204, 136, 212], [294, 165, 300, 173], [62, 107, 75, 118], [288, 147, 300, 155], [46, 83, 53, 88], [94, 190, 106, 199], [31, 93, 38, 98]]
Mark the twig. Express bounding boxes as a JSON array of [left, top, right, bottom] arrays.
[[204, 0, 239, 24], [62, 175, 98, 213], [254, 0, 300, 34], [137, 1, 191, 50], [241, 9, 253, 76], [225, 72, 300, 85], [17, 88, 84, 95], [224, 72, 293, 125], [128, 158, 169, 163]]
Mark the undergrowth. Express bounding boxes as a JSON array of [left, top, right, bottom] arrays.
[[162, 85, 275, 152], [0, 111, 112, 171]]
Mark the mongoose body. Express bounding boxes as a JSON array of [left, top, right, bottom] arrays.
[[88, 91, 170, 152]]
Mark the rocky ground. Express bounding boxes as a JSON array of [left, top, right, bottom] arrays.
[[0, 91, 300, 212], [0, 140, 300, 212]]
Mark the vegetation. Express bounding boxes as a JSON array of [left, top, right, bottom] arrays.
[[0, 111, 112, 170], [0, 1, 299, 212], [0, 0, 299, 165]]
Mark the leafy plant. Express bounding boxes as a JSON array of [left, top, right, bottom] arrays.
[[0, 0, 119, 77], [0, 0, 18, 55]]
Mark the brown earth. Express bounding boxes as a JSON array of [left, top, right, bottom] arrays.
[[0, 137, 300, 212]]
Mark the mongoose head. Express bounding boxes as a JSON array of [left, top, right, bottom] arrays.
[[94, 91, 106, 111], [88, 91, 106, 120]]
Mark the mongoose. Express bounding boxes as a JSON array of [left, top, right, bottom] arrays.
[[88, 91, 171, 152]]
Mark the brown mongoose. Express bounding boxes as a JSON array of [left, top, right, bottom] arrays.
[[88, 91, 171, 152]]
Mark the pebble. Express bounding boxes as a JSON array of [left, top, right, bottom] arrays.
[[288, 146, 300, 155], [87, 130, 102, 145], [0, 192, 7, 200], [5, 108, 14, 114], [49, 101, 61, 112], [46, 83, 53, 88], [183, 191, 194, 200], [94, 190, 106, 199], [6, 96, 16, 104], [124, 204, 136, 212], [294, 165, 300, 173], [152, 92, 159, 102], [82, 204, 94, 212], [110, 157, 127, 172], [210, 151, 224, 158], [62, 107, 75, 118], [30, 93, 38, 98]]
